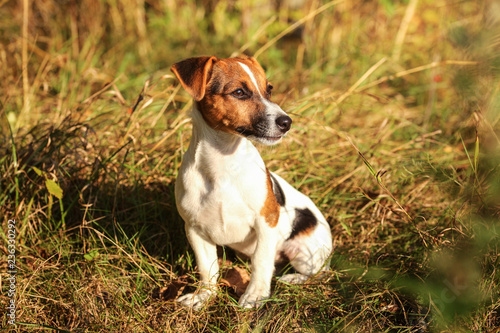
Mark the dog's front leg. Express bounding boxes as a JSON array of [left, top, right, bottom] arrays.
[[177, 226, 219, 310], [239, 221, 279, 308]]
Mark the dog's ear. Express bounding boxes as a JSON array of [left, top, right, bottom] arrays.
[[171, 56, 217, 101]]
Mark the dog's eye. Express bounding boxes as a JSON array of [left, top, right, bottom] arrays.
[[266, 84, 273, 96], [231, 89, 246, 98]]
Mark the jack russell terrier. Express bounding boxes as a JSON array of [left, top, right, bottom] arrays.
[[171, 55, 332, 309]]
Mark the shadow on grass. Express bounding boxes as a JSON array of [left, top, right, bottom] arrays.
[[2, 111, 500, 331], [1, 116, 189, 266]]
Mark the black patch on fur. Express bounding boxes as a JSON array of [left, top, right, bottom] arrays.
[[269, 173, 286, 207], [233, 113, 268, 138], [288, 208, 317, 239], [252, 116, 269, 134], [209, 79, 222, 94]]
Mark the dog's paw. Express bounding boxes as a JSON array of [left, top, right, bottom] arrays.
[[278, 273, 309, 284], [238, 293, 265, 309], [238, 286, 269, 309], [177, 290, 214, 311]]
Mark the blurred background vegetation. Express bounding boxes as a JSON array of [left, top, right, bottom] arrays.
[[1, 0, 499, 331]]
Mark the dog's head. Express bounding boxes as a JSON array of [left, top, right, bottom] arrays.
[[171, 55, 292, 145]]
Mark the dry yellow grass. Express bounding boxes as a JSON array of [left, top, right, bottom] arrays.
[[1, 0, 499, 331]]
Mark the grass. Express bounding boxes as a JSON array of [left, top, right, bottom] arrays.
[[1, 0, 499, 331]]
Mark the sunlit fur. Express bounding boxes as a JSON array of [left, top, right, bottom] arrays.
[[172, 55, 333, 309]]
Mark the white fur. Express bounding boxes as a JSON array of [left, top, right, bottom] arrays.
[[238, 62, 263, 97], [236, 60, 290, 146], [175, 63, 332, 310]]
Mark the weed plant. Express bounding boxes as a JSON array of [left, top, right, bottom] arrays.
[[1, 0, 499, 331]]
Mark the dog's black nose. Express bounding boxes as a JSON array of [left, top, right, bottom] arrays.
[[276, 115, 292, 133]]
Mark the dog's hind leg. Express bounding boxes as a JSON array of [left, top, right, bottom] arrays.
[[280, 222, 332, 283]]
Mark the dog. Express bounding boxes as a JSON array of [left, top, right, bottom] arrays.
[[171, 55, 332, 309]]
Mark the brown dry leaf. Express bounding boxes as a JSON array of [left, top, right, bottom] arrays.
[[218, 258, 233, 266], [152, 275, 190, 301], [380, 302, 399, 313], [220, 266, 250, 297]]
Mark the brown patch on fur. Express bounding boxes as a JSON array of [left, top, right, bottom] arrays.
[[296, 225, 315, 237], [288, 208, 318, 239], [170, 56, 216, 101], [234, 55, 269, 95], [260, 168, 280, 228], [172, 55, 272, 135]]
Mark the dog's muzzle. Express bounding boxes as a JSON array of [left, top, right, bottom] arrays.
[[275, 115, 292, 133]]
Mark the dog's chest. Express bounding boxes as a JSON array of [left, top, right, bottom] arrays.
[[175, 141, 269, 245]]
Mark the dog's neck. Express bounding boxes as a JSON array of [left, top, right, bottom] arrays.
[[187, 106, 263, 167], [189, 106, 241, 155]]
